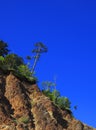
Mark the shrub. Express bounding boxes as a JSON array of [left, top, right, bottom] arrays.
[[0, 56, 7, 71], [17, 64, 37, 82], [0, 40, 37, 83], [56, 97, 71, 110], [0, 56, 4, 62], [42, 81, 56, 90], [4, 54, 24, 70], [42, 81, 71, 111], [0, 40, 9, 56], [18, 116, 29, 124], [43, 89, 71, 111], [18, 64, 32, 77]]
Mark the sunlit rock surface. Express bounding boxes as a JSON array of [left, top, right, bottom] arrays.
[[0, 71, 95, 130]]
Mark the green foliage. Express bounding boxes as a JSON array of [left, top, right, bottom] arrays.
[[0, 40, 37, 83], [0, 56, 5, 62], [42, 81, 56, 90], [52, 90, 60, 103], [43, 89, 71, 111], [0, 40, 72, 112], [56, 97, 71, 110], [0, 54, 24, 74], [0, 56, 4, 65], [0, 56, 5, 69], [0, 40, 48, 84], [18, 116, 29, 124], [4, 54, 24, 70], [0, 40, 9, 56], [42, 90, 54, 101], [42, 81, 71, 111], [0, 54, 36, 82], [18, 65, 32, 77], [17, 64, 36, 82]]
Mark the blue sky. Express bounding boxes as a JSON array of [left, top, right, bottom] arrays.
[[0, 0, 96, 128]]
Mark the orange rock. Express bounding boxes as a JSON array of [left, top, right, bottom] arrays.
[[0, 73, 95, 130]]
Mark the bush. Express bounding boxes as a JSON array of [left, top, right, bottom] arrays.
[[56, 97, 71, 110], [17, 64, 37, 82], [0, 40, 9, 56], [43, 90, 71, 111], [42, 82, 71, 111], [0, 56, 4, 62], [0, 54, 37, 83], [0, 56, 8, 71], [18, 64, 32, 77], [4, 54, 24, 70], [18, 116, 29, 124], [0, 40, 37, 83]]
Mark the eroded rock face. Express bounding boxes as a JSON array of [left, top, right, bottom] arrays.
[[5, 73, 35, 130], [0, 72, 95, 130], [0, 74, 13, 125]]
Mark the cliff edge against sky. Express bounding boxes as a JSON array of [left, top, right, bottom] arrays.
[[0, 71, 95, 130]]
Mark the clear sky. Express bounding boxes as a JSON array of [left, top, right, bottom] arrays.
[[0, 0, 96, 128]]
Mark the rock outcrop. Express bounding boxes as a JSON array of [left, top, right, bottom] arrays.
[[0, 71, 95, 130]]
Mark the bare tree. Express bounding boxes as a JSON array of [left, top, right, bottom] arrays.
[[42, 81, 56, 91]]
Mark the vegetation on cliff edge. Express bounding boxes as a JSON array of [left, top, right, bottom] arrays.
[[0, 40, 72, 112]]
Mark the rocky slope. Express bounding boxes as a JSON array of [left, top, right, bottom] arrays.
[[0, 70, 95, 130]]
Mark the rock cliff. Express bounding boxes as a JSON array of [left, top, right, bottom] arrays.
[[0, 71, 95, 130]]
